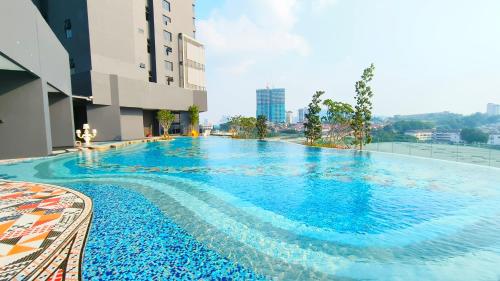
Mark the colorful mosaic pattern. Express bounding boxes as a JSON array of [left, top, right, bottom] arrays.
[[0, 181, 92, 281]]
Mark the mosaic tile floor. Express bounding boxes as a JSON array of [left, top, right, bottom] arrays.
[[0, 181, 92, 281], [70, 182, 264, 281]]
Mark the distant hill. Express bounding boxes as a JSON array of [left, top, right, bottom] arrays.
[[388, 111, 500, 130]]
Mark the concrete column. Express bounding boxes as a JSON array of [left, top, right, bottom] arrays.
[[86, 105, 122, 141], [86, 75, 121, 141], [0, 78, 52, 159], [120, 108, 144, 140], [48, 92, 75, 148], [179, 112, 190, 135]]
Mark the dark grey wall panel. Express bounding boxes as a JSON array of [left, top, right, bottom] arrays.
[[0, 78, 52, 159]]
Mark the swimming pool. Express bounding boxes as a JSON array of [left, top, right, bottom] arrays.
[[0, 137, 499, 280]]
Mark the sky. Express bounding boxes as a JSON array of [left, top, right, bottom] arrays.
[[195, 0, 500, 124]]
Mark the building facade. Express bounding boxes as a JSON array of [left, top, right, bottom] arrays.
[[487, 103, 500, 116], [404, 130, 434, 141], [488, 134, 500, 146], [432, 131, 461, 143], [286, 111, 294, 125], [34, 0, 207, 141], [0, 0, 75, 159], [298, 107, 307, 123], [256, 88, 285, 124]]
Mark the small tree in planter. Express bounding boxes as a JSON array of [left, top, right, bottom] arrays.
[[157, 110, 175, 139], [229, 115, 242, 137], [304, 91, 324, 145], [240, 117, 257, 139], [188, 105, 200, 136], [352, 64, 376, 150], [322, 99, 354, 147]]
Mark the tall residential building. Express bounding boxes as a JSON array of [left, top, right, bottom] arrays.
[[298, 107, 308, 123], [35, 0, 207, 141], [286, 111, 294, 125], [487, 103, 500, 116], [0, 0, 75, 159], [256, 88, 285, 123]]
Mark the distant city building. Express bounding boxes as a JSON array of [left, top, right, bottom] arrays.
[[256, 88, 286, 123], [487, 103, 500, 116], [286, 111, 294, 125], [298, 108, 308, 123], [432, 131, 461, 143], [200, 124, 213, 131], [405, 130, 434, 141], [488, 134, 500, 145]]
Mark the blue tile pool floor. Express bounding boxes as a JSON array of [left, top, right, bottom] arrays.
[[70, 183, 264, 281]]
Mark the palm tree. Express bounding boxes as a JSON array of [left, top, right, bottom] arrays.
[[188, 105, 199, 136]]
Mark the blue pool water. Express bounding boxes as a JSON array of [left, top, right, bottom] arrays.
[[73, 183, 262, 280], [0, 137, 499, 280]]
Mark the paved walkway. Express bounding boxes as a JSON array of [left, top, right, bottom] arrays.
[[0, 181, 92, 281]]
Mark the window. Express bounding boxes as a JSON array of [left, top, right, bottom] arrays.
[[69, 58, 76, 75], [147, 39, 151, 54], [162, 0, 171, 12], [64, 19, 72, 39], [163, 30, 172, 42], [165, 46, 172, 56], [165, 60, 173, 71], [166, 76, 174, 85], [145, 7, 151, 21], [149, 71, 154, 82], [163, 15, 171, 26]]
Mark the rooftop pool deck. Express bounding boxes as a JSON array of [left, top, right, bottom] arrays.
[[0, 137, 499, 280]]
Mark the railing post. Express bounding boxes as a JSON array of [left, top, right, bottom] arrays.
[[430, 142, 433, 158], [489, 146, 492, 167]]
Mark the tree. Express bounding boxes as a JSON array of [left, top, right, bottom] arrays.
[[256, 115, 268, 140], [352, 64, 375, 150], [304, 91, 325, 145], [228, 115, 242, 137], [322, 99, 354, 146], [188, 105, 200, 135], [460, 128, 488, 144], [156, 110, 175, 139], [240, 117, 257, 139]]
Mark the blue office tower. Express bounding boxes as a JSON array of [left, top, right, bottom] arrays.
[[256, 88, 285, 124]]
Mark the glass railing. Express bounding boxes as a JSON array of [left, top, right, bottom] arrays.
[[366, 138, 500, 168]]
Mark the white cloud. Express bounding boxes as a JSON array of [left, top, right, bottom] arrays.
[[311, 0, 338, 13], [198, 0, 310, 57], [216, 59, 256, 75]]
